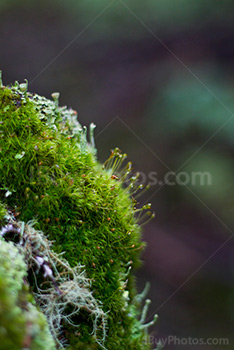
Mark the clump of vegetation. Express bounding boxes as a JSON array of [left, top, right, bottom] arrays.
[[0, 217, 108, 348], [0, 236, 57, 350], [0, 72, 156, 349]]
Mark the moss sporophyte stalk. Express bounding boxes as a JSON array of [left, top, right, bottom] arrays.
[[0, 72, 158, 350]]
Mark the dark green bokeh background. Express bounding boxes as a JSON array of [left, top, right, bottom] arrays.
[[1, 1, 234, 349]]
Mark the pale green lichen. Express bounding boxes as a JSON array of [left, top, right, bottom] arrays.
[[25, 303, 57, 350], [0, 238, 56, 350]]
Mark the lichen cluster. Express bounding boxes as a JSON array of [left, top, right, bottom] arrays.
[[0, 73, 156, 349], [1, 217, 108, 349]]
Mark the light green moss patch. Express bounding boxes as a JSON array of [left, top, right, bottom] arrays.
[[0, 238, 56, 350]]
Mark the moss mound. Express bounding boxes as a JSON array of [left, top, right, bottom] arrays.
[[0, 75, 156, 349]]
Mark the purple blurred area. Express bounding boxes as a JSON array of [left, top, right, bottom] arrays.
[[1, 1, 234, 348]]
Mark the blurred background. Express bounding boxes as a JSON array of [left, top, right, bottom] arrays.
[[1, 0, 234, 348]]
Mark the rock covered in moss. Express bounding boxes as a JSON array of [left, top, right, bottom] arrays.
[[0, 75, 156, 349]]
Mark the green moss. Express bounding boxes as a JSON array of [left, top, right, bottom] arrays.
[[0, 78, 155, 349], [26, 303, 57, 350], [0, 239, 26, 350], [0, 238, 56, 350], [0, 202, 6, 225]]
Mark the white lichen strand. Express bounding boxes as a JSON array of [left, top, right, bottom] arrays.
[[89, 122, 96, 148], [140, 313, 158, 330], [131, 282, 158, 333], [140, 299, 151, 324], [133, 281, 151, 304], [19, 79, 28, 93], [0, 70, 2, 88]]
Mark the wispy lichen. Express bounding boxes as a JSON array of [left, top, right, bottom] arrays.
[[1, 216, 107, 349]]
